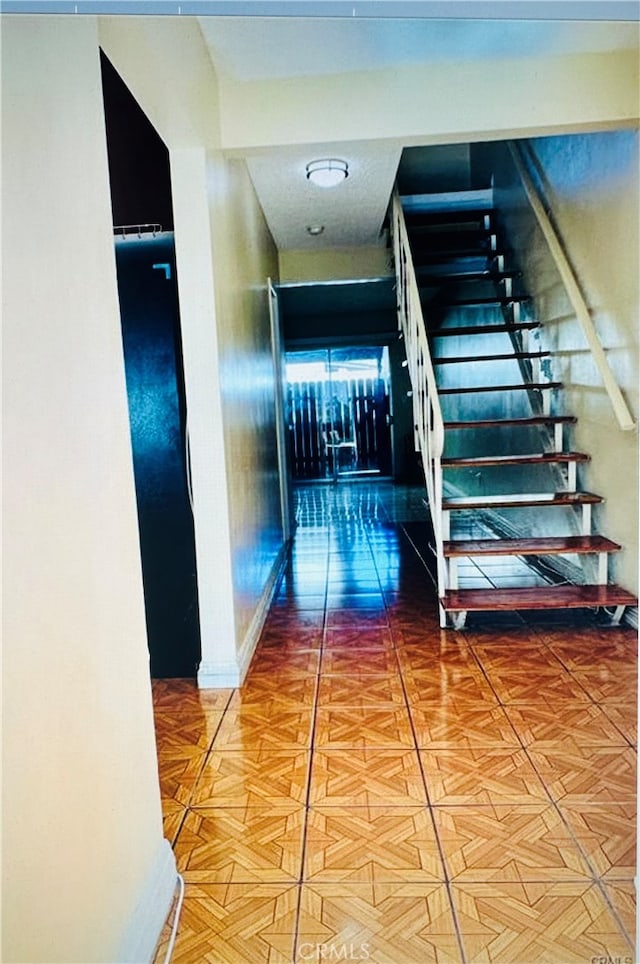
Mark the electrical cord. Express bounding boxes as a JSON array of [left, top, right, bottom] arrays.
[[162, 873, 185, 964]]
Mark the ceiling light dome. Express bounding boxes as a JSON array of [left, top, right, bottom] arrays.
[[306, 158, 349, 188]]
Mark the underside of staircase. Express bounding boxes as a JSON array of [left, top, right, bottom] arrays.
[[398, 189, 637, 629]]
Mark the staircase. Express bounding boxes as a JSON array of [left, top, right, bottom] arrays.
[[392, 187, 637, 629]]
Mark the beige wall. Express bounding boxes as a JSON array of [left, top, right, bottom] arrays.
[[207, 154, 283, 653], [494, 131, 639, 594], [2, 16, 172, 962], [279, 244, 392, 283], [3, 12, 286, 962], [218, 49, 639, 151], [99, 15, 221, 149]]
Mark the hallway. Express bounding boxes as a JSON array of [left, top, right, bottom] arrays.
[[152, 481, 636, 963]]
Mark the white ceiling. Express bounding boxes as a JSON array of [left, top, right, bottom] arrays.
[[199, 17, 636, 82], [244, 143, 402, 250], [198, 16, 639, 252]]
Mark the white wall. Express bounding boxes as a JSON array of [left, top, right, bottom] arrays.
[[494, 131, 639, 595], [2, 16, 174, 962], [169, 148, 238, 680]]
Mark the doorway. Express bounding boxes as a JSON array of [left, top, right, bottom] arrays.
[[101, 51, 201, 678], [114, 233, 200, 678], [285, 346, 392, 482]]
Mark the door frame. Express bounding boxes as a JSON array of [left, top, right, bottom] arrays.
[[269, 279, 294, 539], [284, 342, 395, 483]]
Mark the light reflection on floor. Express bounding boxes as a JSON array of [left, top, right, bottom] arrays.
[[152, 480, 636, 963]]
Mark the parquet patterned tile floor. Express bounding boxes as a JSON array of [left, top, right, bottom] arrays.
[[153, 482, 637, 963]]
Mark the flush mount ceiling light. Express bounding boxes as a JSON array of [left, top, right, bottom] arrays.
[[305, 158, 349, 188]]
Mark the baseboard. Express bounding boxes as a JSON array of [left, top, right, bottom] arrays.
[[197, 659, 245, 688], [117, 837, 177, 964], [236, 540, 290, 682], [198, 540, 290, 689]]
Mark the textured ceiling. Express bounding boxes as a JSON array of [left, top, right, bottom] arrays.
[[245, 144, 402, 250], [198, 16, 639, 252]]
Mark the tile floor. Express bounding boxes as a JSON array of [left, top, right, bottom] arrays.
[[153, 481, 637, 963]]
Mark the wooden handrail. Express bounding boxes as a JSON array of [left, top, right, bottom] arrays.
[[390, 189, 447, 602], [508, 140, 636, 432]]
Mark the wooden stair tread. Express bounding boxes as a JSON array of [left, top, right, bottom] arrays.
[[439, 381, 562, 395], [444, 415, 577, 429], [422, 295, 530, 307], [431, 322, 539, 337], [401, 191, 493, 215], [443, 535, 622, 557], [413, 246, 499, 261], [411, 227, 493, 240], [442, 491, 603, 511], [434, 351, 550, 365], [442, 584, 637, 612], [416, 269, 520, 282], [442, 451, 589, 468], [403, 207, 494, 224]]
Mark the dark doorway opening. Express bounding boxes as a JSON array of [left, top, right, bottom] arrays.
[[100, 51, 201, 678]]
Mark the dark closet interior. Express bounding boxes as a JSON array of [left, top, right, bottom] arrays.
[[101, 51, 201, 678]]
